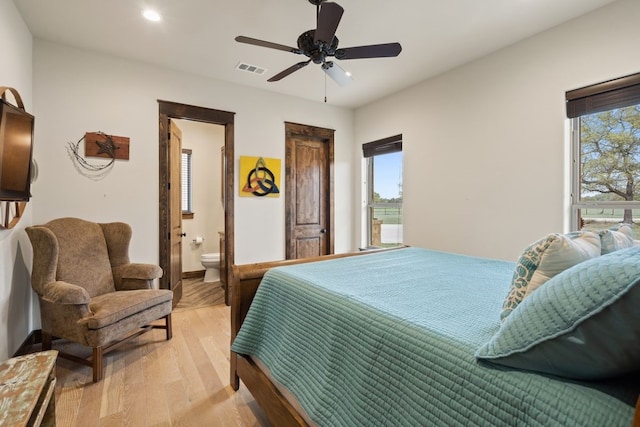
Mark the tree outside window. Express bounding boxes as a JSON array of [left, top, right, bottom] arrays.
[[580, 105, 640, 225]]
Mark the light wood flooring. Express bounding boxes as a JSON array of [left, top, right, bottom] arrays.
[[175, 277, 226, 310], [51, 279, 271, 426]]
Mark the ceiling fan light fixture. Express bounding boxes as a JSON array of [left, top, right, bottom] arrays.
[[235, 0, 401, 85], [322, 61, 352, 86]]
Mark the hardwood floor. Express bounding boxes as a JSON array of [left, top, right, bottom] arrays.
[[175, 277, 226, 310], [52, 280, 270, 426]]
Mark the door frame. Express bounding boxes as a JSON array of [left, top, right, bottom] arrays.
[[284, 122, 335, 258], [158, 100, 235, 304]]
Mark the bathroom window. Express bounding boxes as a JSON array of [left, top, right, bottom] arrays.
[[182, 149, 194, 218]]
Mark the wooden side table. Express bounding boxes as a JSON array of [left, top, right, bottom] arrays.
[[0, 350, 58, 426]]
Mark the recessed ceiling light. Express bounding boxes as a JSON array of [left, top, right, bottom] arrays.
[[142, 9, 162, 22]]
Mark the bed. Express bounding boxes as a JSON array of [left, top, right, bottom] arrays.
[[230, 246, 640, 426]]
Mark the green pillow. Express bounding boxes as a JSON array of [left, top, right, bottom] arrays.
[[477, 246, 640, 380]]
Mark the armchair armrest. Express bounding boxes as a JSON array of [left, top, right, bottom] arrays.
[[113, 263, 163, 291], [41, 281, 91, 305], [121, 263, 163, 280]]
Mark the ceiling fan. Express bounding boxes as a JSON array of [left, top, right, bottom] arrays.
[[235, 0, 402, 86]]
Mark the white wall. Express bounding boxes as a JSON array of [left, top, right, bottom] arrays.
[[355, 0, 640, 261], [175, 119, 225, 273], [8, 0, 637, 355], [0, 0, 34, 359], [31, 40, 356, 268]]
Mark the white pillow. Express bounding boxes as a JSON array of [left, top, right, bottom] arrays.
[[501, 231, 601, 320], [600, 225, 634, 254]]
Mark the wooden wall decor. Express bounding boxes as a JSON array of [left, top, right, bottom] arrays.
[[84, 132, 130, 160]]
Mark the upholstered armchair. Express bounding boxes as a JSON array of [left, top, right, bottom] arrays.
[[26, 217, 173, 382]]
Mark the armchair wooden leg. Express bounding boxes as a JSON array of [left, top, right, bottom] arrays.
[[165, 313, 173, 340], [93, 347, 104, 382], [42, 332, 52, 351]]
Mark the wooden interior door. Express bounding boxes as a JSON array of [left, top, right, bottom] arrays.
[[285, 122, 334, 259], [169, 120, 183, 305], [158, 101, 235, 306]]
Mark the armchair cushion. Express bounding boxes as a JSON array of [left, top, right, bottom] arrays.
[[88, 289, 173, 329]]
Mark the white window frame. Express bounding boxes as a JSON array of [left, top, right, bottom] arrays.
[[362, 135, 403, 248], [570, 118, 640, 230], [567, 72, 640, 232]]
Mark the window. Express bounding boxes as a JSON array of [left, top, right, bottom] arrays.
[[181, 149, 193, 218], [567, 72, 640, 238], [363, 135, 403, 248]]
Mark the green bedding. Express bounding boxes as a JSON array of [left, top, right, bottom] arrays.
[[232, 247, 638, 426]]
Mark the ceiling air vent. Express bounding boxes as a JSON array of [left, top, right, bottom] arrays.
[[236, 62, 267, 76]]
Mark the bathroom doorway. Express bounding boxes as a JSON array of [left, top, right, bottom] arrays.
[[173, 119, 225, 279], [158, 100, 235, 306]]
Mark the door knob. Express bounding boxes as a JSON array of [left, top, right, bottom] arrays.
[[320, 228, 327, 234], [180, 232, 186, 237]]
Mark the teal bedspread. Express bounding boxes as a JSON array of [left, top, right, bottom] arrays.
[[232, 247, 637, 426]]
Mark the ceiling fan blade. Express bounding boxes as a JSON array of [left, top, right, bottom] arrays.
[[314, 2, 344, 45], [335, 42, 402, 60], [267, 60, 311, 82], [322, 61, 352, 87], [235, 36, 301, 54]]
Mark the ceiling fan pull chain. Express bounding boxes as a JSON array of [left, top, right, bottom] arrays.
[[324, 71, 327, 103]]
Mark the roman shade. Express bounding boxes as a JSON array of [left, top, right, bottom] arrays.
[[362, 134, 402, 157], [566, 72, 640, 118]]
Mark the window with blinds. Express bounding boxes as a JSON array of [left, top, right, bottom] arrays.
[[181, 149, 193, 217], [363, 134, 403, 248], [567, 72, 640, 238]]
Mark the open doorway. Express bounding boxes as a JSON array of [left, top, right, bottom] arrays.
[[173, 119, 225, 278], [158, 100, 235, 306]]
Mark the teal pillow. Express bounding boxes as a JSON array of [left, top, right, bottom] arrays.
[[476, 246, 640, 380]]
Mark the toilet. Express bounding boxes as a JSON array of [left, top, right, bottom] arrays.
[[200, 253, 221, 283]]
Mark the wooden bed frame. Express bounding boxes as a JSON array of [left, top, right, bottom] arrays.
[[229, 250, 640, 427]]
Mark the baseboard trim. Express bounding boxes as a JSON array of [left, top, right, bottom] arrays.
[[13, 329, 43, 357], [182, 270, 205, 279]]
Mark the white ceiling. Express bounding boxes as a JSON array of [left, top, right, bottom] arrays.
[[14, 0, 617, 109]]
